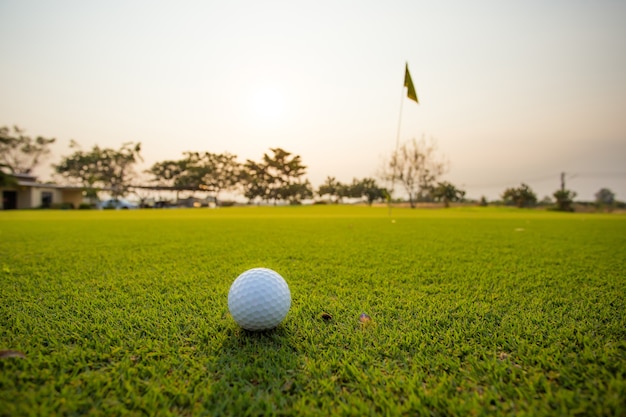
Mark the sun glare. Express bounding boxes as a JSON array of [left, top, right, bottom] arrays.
[[249, 86, 286, 125]]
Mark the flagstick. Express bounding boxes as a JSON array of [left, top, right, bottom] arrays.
[[389, 68, 407, 218]]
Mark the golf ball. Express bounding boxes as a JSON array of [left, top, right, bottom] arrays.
[[228, 268, 291, 331]]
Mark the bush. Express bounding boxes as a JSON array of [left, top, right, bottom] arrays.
[[51, 202, 74, 210], [502, 183, 537, 208], [553, 189, 577, 212]]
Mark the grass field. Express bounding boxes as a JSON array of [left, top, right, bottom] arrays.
[[1, 206, 625, 416]]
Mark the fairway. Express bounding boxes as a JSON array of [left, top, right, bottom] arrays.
[[1, 206, 625, 416]]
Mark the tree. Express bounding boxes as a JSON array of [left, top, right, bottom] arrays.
[[350, 178, 388, 206], [53, 140, 101, 202], [595, 188, 615, 205], [333, 182, 351, 203], [595, 188, 615, 212], [0, 163, 17, 187], [99, 143, 143, 197], [432, 181, 466, 208], [281, 181, 314, 205], [241, 148, 311, 204], [155, 152, 241, 201], [502, 183, 537, 208], [146, 159, 186, 188], [553, 189, 577, 212], [54, 141, 142, 199], [318, 176, 341, 203], [540, 195, 554, 206], [0, 125, 56, 174], [381, 137, 447, 208], [241, 159, 272, 202], [551, 172, 577, 211], [145, 159, 187, 200], [174, 152, 241, 204], [263, 148, 308, 203]]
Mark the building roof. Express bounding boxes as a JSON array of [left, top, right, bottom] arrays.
[[9, 173, 83, 190]]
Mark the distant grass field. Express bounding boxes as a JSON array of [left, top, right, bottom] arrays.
[[1, 206, 625, 416]]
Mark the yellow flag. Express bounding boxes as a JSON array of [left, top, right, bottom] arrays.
[[404, 63, 419, 103]]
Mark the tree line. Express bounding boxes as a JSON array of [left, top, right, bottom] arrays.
[[145, 147, 315, 205], [0, 125, 390, 205], [0, 125, 620, 210]]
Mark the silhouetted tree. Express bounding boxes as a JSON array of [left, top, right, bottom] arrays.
[[0, 125, 56, 174], [241, 148, 311, 204], [0, 163, 17, 187], [381, 137, 447, 208], [553, 189, 577, 212], [179, 152, 241, 204], [350, 178, 388, 206], [55, 141, 142, 199], [146, 159, 186, 185], [336, 182, 353, 203], [502, 183, 537, 208], [281, 181, 314, 205], [145, 159, 187, 200], [432, 181, 465, 208], [318, 176, 341, 203], [241, 160, 272, 202], [595, 188, 615, 212]]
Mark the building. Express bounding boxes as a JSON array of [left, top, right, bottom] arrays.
[[1, 173, 84, 210]]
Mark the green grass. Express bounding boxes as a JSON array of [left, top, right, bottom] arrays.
[[1, 206, 625, 416]]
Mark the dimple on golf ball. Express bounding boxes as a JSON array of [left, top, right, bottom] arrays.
[[228, 268, 291, 331]]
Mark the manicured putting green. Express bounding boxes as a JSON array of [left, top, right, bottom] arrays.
[[1, 206, 624, 415]]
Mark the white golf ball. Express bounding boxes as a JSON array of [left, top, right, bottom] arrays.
[[228, 268, 291, 331]]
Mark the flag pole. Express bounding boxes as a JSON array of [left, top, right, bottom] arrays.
[[395, 64, 408, 155], [389, 63, 408, 217], [389, 83, 405, 217], [389, 62, 419, 217]]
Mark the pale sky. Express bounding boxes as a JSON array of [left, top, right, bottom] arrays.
[[1, 0, 625, 201]]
